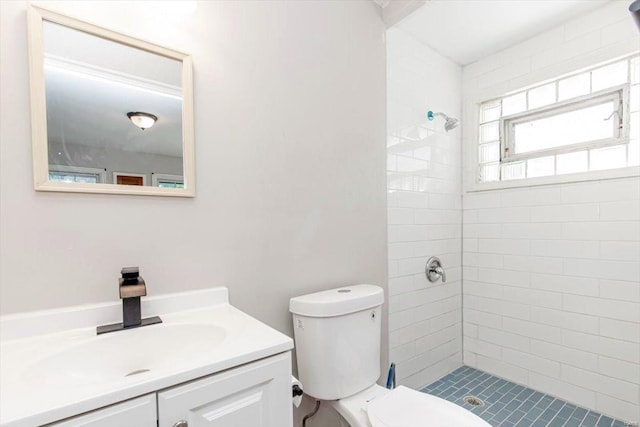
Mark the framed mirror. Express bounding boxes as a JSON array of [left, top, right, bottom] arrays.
[[27, 6, 195, 197]]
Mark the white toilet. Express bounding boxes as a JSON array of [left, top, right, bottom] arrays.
[[290, 284, 491, 427]]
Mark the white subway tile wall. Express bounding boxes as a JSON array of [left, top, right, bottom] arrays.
[[387, 27, 462, 389], [462, 2, 639, 423], [462, 177, 640, 422]]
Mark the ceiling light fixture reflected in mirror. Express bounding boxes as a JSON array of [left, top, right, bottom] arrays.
[[630, 0, 640, 31], [127, 112, 157, 130]]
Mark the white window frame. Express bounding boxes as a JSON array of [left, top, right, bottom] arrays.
[[48, 165, 106, 183], [501, 85, 628, 163], [151, 173, 184, 187], [468, 54, 640, 192]]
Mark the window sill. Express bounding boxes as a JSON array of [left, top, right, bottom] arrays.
[[465, 166, 640, 193]]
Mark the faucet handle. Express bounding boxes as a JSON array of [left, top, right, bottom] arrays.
[[119, 267, 146, 299], [425, 256, 447, 283], [434, 266, 447, 282], [119, 278, 146, 298], [121, 266, 140, 283]]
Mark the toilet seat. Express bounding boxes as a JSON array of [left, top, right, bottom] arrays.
[[366, 386, 491, 427]]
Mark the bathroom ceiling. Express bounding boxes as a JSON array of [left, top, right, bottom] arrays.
[[45, 67, 183, 157], [396, 0, 614, 65], [43, 20, 184, 157]]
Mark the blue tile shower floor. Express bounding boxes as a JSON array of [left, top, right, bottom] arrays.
[[421, 366, 632, 427]]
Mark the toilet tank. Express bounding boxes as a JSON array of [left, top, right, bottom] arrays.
[[289, 284, 384, 400]]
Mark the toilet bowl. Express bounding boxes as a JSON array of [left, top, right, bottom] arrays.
[[289, 285, 491, 427], [331, 384, 490, 427]]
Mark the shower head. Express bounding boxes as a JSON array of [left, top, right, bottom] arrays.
[[444, 116, 459, 131], [427, 110, 459, 132]]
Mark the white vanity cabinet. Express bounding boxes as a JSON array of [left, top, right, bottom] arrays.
[[158, 353, 292, 427], [47, 353, 292, 427], [48, 395, 156, 427]]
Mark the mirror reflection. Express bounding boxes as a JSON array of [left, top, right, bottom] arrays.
[[43, 20, 185, 188]]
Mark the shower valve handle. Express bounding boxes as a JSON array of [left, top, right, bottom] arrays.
[[426, 256, 446, 283]]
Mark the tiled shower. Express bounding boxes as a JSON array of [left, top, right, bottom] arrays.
[[387, 2, 639, 425], [387, 26, 463, 390], [422, 366, 631, 427]]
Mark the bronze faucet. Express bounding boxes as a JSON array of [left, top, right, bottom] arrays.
[[97, 267, 162, 335]]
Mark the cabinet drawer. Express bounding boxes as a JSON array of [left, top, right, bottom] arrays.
[[47, 394, 156, 427], [158, 353, 292, 427]]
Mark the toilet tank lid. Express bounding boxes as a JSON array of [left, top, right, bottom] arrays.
[[289, 284, 384, 317]]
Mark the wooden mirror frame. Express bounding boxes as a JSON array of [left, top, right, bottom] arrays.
[[27, 6, 195, 197]]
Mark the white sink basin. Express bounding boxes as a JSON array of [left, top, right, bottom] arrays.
[[0, 287, 294, 427], [23, 323, 226, 387]]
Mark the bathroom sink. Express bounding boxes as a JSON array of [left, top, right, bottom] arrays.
[[1, 288, 294, 427], [22, 323, 226, 387]]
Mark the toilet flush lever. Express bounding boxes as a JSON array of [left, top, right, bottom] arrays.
[[425, 256, 446, 283]]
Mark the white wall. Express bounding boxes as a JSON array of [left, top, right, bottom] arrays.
[[462, 2, 640, 422], [387, 27, 463, 389], [0, 0, 387, 368]]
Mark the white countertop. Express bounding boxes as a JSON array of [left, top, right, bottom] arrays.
[[0, 288, 293, 427]]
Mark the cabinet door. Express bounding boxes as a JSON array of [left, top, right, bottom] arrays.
[[158, 352, 292, 427], [48, 394, 156, 427]]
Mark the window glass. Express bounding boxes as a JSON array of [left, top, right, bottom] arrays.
[[502, 92, 527, 116], [158, 181, 184, 188], [501, 162, 525, 180], [631, 56, 640, 84], [591, 61, 627, 92], [480, 100, 501, 123], [589, 145, 627, 171], [512, 100, 616, 154], [630, 112, 639, 140], [480, 163, 500, 182], [630, 84, 639, 112], [477, 55, 638, 183], [528, 83, 556, 109], [556, 151, 588, 175], [558, 73, 590, 101], [479, 142, 500, 163], [49, 172, 99, 183], [526, 156, 555, 178], [479, 122, 499, 143], [628, 140, 640, 166]]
